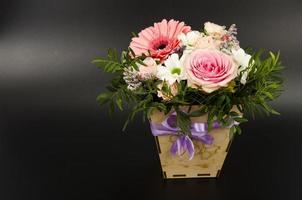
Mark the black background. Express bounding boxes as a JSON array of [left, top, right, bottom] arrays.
[[1, 0, 302, 199]]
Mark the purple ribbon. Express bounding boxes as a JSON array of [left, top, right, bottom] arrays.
[[150, 112, 222, 160]]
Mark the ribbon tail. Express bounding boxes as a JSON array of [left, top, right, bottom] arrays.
[[191, 129, 214, 145], [184, 136, 195, 160], [170, 136, 182, 156], [150, 123, 178, 137], [170, 135, 195, 160], [170, 139, 177, 156]]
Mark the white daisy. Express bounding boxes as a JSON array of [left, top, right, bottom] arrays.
[[156, 53, 187, 85], [178, 31, 203, 47], [231, 48, 253, 85]]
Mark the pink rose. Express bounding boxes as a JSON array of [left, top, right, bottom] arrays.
[[185, 49, 237, 93], [137, 57, 157, 80]]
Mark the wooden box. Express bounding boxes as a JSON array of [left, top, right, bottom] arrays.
[[150, 108, 232, 179]]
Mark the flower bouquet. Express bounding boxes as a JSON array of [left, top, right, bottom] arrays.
[[93, 19, 283, 179]]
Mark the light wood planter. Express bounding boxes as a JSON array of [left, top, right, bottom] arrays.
[[150, 108, 233, 179]]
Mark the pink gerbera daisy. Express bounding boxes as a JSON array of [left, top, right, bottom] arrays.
[[129, 19, 191, 61]]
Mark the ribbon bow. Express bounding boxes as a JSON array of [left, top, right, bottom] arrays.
[[150, 112, 222, 160]]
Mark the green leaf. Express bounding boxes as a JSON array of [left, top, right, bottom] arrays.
[[216, 95, 225, 105], [130, 61, 139, 71], [270, 108, 280, 115], [229, 111, 240, 117], [263, 91, 274, 100], [175, 107, 191, 134], [189, 107, 207, 117], [207, 108, 216, 132], [122, 119, 130, 132], [128, 47, 136, 57], [150, 102, 167, 113], [235, 126, 242, 135], [96, 92, 113, 106], [229, 126, 236, 139], [108, 49, 118, 62], [233, 117, 248, 123], [136, 58, 147, 66], [116, 97, 123, 111], [269, 51, 275, 62], [146, 107, 155, 119], [92, 49, 123, 73], [109, 100, 115, 118]]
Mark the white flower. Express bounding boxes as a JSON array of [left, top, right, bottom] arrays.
[[204, 22, 227, 38], [137, 57, 157, 80], [157, 82, 179, 101], [178, 31, 203, 47], [156, 53, 187, 85], [231, 48, 253, 84]]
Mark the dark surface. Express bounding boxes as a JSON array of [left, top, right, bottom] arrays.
[[1, 0, 302, 199]]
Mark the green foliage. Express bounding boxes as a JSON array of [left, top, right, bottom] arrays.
[[96, 73, 136, 117], [234, 50, 283, 118], [97, 92, 114, 106], [92, 49, 123, 73], [121, 48, 148, 71], [93, 49, 284, 136], [175, 106, 191, 135]]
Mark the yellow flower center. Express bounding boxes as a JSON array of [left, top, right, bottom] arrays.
[[171, 67, 181, 75]]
